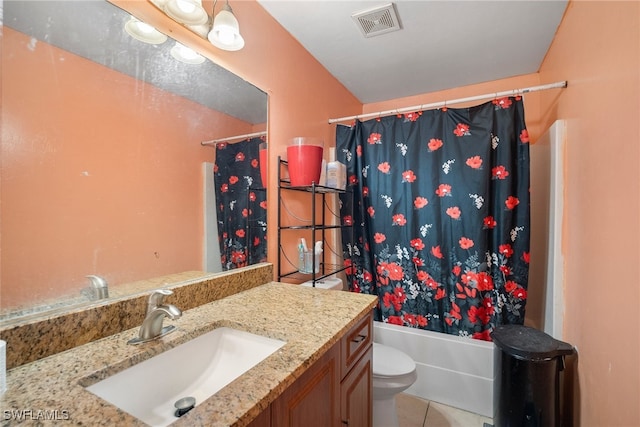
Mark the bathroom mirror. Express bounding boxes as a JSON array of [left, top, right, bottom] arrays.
[[1, 0, 268, 320]]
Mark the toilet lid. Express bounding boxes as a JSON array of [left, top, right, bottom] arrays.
[[373, 343, 416, 376]]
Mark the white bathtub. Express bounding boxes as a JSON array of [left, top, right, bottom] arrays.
[[373, 321, 495, 418]]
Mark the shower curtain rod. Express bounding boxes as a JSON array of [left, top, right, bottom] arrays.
[[328, 81, 567, 124], [201, 131, 267, 146]]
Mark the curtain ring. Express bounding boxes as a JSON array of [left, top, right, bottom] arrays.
[[492, 93, 500, 107], [442, 100, 448, 112]]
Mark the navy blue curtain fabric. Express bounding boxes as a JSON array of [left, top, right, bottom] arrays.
[[338, 97, 530, 340], [214, 137, 267, 270]]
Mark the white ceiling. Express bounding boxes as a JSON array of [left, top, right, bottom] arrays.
[[257, 0, 568, 104]]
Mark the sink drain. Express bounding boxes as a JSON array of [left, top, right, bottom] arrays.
[[174, 396, 196, 418]]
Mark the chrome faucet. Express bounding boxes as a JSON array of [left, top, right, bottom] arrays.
[[82, 275, 109, 301], [128, 289, 182, 345]]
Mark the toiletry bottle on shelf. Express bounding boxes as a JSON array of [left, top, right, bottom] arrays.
[[319, 159, 327, 186], [326, 147, 346, 190], [299, 238, 309, 273], [314, 241, 323, 274]]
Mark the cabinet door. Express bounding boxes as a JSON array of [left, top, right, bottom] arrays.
[[271, 345, 341, 427], [340, 344, 373, 427]]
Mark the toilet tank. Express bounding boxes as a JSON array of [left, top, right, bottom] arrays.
[[300, 277, 343, 290]]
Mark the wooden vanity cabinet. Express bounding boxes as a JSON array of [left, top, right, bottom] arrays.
[[247, 312, 373, 427], [270, 342, 341, 426]]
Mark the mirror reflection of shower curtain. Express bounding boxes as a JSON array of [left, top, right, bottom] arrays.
[[337, 98, 530, 340], [214, 137, 267, 270]]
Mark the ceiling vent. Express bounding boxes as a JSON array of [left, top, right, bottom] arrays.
[[351, 3, 401, 38]]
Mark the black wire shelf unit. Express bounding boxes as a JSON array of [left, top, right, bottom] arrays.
[[277, 157, 354, 287]]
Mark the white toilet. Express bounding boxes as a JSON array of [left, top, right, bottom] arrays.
[[302, 278, 418, 427], [372, 342, 418, 427]]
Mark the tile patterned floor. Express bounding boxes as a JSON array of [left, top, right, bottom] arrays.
[[396, 393, 494, 427]]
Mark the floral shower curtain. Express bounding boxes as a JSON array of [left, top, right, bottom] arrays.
[[214, 137, 267, 270], [338, 97, 530, 340]]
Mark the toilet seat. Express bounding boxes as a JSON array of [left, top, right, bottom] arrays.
[[372, 342, 416, 378]]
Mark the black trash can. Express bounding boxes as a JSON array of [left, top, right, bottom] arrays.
[[491, 325, 574, 427]]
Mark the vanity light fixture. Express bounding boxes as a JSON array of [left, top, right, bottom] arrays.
[[207, 0, 245, 51], [163, 0, 209, 26], [124, 16, 168, 44], [170, 42, 206, 64], [185, 19, 213, 39], [150, 0, 245, 51]]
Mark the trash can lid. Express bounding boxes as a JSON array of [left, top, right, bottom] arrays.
[[491, 325, 574, 361]]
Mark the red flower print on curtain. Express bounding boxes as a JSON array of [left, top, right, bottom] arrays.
[[214, 137, 267, 270], [337, 97, 530, 340]]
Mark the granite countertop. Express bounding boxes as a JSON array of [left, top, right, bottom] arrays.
[[1, 282, 377, 426]]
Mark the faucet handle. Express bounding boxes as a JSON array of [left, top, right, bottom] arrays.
[[86, 275, 108, 288], [147, 289, 174, 312]]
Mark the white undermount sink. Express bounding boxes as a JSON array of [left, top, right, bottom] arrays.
[[85, 327, 286, 427]]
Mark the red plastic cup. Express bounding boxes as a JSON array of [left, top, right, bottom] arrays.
[[287, 138, 324, 186]]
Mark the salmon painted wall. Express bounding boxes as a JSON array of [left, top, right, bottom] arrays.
[[2, 27, 253, 308], [7, 0, 637, 422], [537, 1, 640, 425], [113, 0, 362, 279]]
